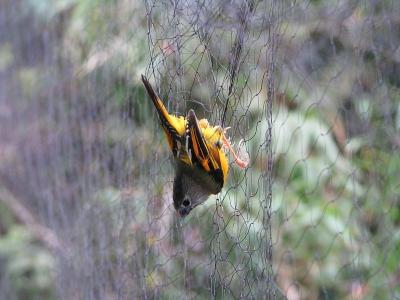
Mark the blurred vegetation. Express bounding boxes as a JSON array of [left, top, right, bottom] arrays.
[[1, 0, 400, 299]]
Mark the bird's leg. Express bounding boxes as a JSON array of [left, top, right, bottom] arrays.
[[221, 129, 249, 169]]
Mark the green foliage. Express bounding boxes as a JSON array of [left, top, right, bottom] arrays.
[[0, 43, 14, 71], [2, 0, 400, 298], [0, 226, 55, 300]]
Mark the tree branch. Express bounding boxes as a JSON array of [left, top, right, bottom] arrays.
[[0, 187, 65, 253]]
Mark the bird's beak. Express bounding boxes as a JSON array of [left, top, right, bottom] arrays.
[[178, 207, 190, 218]]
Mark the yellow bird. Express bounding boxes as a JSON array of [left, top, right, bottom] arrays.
[[141, 75, 247, 217]]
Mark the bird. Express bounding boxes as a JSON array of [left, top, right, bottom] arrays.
[[141, 75, 248, 217]]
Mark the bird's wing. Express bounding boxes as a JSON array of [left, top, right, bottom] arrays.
[[186, 109, 225, 187]]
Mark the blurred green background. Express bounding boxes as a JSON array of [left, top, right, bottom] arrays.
[[0, 0, 399, 299]]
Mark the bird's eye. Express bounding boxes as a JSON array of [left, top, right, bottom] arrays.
[[182, 197, 191, 207]]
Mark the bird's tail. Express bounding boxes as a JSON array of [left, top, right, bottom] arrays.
[[141, 75, 173, 127]]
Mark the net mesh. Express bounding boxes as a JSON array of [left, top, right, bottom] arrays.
[[0, 0, 399, 299]]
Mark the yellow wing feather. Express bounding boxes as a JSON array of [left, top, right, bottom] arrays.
[[187, 111, 229, 186], [200, 125, 229, 184]]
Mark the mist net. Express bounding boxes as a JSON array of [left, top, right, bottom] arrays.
[[1, 0, 399, 299]]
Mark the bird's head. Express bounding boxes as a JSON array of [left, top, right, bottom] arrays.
[[172, 173, 210, 217]]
